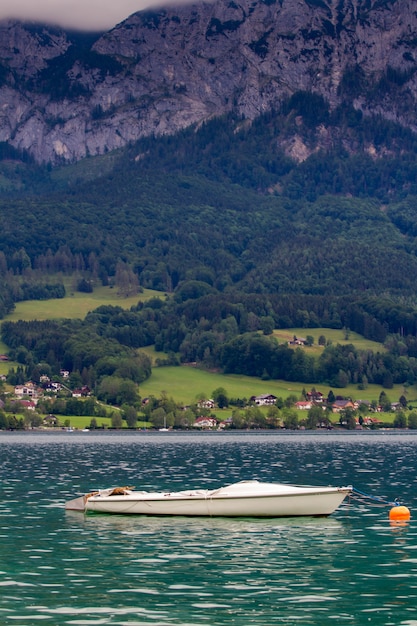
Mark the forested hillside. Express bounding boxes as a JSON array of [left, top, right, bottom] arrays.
[[2, 96, 417, 399], [2, 100, 417, 304]]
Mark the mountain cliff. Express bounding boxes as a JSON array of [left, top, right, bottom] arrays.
[[0, 0, 416, 164]]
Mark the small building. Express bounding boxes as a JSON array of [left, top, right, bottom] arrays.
[[295, 401, 312, 410], [306, 390, 324, 403], [251, 394, 277, 406], [193, 416, 218, 429], [288, 336, 306, 346], [15, 383, 39, 398], [72, 386, 91, 398], [332, 400, 355, 413], [391, 402, 402, 411], [218, 417, 233, 429], [197, 399, 215, 409], [19, 400, 36, 411], [363, 416, 382, 426], [43, 414, 59, 427]]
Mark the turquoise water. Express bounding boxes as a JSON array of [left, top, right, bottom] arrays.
[[1, 431, 417, 625]]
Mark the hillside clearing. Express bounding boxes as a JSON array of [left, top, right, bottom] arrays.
[[4, 286, 166, 322], [274, 328, 385, 353]]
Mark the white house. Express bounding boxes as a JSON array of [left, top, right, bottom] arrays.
[[15, 383, 39, 398], [193, 416, 217, 429], [295, 401, 312, 410], [197, 399, 215, 409], [251, 394, 277, 406]]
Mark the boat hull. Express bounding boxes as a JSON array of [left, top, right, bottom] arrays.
[[66, 481, 351, 518]]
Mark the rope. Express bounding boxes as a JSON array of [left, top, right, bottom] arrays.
[[350, 487, 399, 508]]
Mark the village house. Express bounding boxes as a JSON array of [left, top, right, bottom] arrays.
[[288, 336, 306, 346], [218, 416, 233, 429], [72, 386, 91, 398], [295, 401, 312, 410], [18, 400, 36, 411], [363, 416, 382, 427], [391, 402, 403, 411], [14, 382, 40, 399], [251, 394, 277, 406], [332, 400, 355, 413], [41, 381, 63, 393], [306, 390, 324, 403], [43, 414, 59, 427], [193, 416, 218, 429], [197, 399, 215, 409]]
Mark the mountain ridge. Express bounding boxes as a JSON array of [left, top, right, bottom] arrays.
[[1, 0, 416, 164]]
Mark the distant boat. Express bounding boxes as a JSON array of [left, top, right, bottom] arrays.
[[65, 480, 352, 517]]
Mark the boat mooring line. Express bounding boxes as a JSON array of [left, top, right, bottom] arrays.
[[350, 487, 400, 508]]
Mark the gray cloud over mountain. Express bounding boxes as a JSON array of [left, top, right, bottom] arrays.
[[0, 0, 154, 30]]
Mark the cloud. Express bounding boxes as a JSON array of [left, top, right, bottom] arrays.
[[0, 0, 155, 31]]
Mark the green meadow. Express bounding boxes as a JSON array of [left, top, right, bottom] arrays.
[[4, 285, 165, 322], [139, 365, 305, 405], [138, 364, 412, 407], [274, 328, 385, 354]]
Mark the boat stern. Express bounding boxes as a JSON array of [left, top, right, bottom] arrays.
[[65, 495, 87, 512]]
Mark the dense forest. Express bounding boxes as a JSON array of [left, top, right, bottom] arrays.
[[2, 96, 417, 303], [2, 93, 417, 402]]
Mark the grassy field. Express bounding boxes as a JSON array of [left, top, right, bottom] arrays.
[[274, 328, 385, 354], [4, 285, 166, 322], [140, 366, 306, 404], [139, 365, 413, 406], [138, 345, 165, 366], [50, 415, 149, 430]]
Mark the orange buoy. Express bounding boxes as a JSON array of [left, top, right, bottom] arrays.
[[389, 505, 411, 522]]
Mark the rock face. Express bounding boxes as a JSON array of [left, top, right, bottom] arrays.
[[0, 0, 416, 164]]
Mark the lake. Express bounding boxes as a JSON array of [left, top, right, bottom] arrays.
[[1, 430, 416, 625]]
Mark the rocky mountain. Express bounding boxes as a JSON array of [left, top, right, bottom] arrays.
[[0, 0, 416, 164]]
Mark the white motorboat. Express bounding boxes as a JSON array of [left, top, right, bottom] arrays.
[[65, 480, 352, 517]]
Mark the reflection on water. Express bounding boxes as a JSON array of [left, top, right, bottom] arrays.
[[1, 430, 417, 624]]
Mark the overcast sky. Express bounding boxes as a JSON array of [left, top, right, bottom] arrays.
[[0, 0, 166, 31]]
